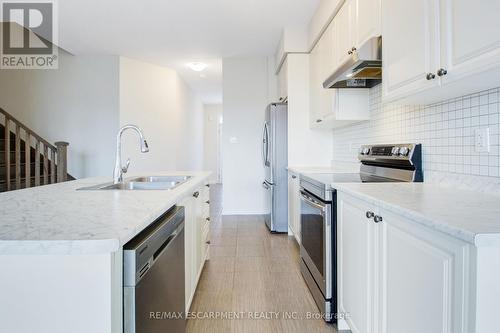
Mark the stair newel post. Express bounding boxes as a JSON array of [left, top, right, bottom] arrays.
[[50, 149, 55, 184], [55, 141, 69, 183]]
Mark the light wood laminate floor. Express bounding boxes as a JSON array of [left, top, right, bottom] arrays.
[[187, 184, 337, 333]]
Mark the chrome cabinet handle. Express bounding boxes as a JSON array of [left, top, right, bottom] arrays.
[[262, 181, 270, 190], [366, 211, 375, 219], [193, 191, 199, 198], [206, 217, 210, 221], [374, 215, 383, 223], [206, 240, 211, 245], [291, 175, 297, 179], [351, 46, 357, 51], [316, 119, 322, 123], [348, 50, 353, 55], [437, 68, 448, 76], [205, 200, 210, 204], [426, 73, 436, 80]]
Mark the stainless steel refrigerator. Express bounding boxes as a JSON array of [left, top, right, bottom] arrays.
[[261, 103, 288, 233]]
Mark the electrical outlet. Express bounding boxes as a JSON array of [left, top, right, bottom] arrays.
[[474, 128, 490, 153]]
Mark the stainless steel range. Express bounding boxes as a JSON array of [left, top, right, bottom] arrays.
[[299, 143, 423, 323]]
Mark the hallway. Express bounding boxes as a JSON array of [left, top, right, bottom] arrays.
[[186, 185, 337, 333]]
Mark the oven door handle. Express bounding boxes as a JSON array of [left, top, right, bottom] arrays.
[[300, 190, 327, 213]]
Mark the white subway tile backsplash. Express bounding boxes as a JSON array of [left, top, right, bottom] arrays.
[[332, 85, 500, 189]]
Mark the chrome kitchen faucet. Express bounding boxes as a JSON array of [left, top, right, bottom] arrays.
[[113, 125, 149, 184]]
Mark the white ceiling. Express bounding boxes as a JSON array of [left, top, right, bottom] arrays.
[[58, 0, 319, 104]]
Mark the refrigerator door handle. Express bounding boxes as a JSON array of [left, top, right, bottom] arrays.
[[261, 122, 268, 166]]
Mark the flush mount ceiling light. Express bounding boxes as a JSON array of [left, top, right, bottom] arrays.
[[187, 62, 208, 72]]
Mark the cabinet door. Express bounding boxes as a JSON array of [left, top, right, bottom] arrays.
[[292, 175, 301, 243], [355, 0, 381, 47], [439, 0, 500, 85], [310, 36, 333, 126], [287, 172, 296, 235], [179, 196, 195, 312], [338, 193, 377, 333], [315, 29, 335, 122], [378, 210, 471, 333], [194, 188, 205, 274], [335, 0, 356, 67], [309, 41, 321, 127], [277, 57, 288, 102], [320, 22, 335, 83], [382, 0, 441, 102], [287, 172, 301, 243]]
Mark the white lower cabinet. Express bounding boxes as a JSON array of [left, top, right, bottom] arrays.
[[181, 183, 210, 313], [287, 171, 301, 243], [338, 193, 377, 333], [338, 192, 472, 333]]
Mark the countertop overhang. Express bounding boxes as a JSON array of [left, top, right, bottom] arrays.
[[0, 171, 211, 255]]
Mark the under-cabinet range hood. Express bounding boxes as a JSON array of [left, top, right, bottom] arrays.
[[323, 36, 382, 89]]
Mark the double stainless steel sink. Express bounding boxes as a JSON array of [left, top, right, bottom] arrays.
[[78, 175, 192, 191]]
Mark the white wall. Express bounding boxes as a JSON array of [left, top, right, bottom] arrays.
[[203, 104, 223, 183], [119, 57, 204, 174], [0, 53, 205, 179], [0, 50, 120, 178], [222, 56, 272, 214]]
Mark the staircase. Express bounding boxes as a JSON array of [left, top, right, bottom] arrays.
[[1, 108, 72, 193]]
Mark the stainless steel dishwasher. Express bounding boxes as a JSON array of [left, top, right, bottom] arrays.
[[123, 206, 185, 333]]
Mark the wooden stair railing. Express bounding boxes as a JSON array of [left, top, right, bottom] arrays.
[[0, 108, 71, 192]]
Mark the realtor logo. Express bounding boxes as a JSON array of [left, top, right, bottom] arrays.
[[1, 0, 58, 69]]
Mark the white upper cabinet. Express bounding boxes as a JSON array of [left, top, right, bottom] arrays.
[[309, 29, 335, 127], [355, 0, 381, 47], [334, 0, 356, 67], [277, 57, 288, 102], [334, 0, 381, 68], [383, 0, 500, 104], [382, 0, 441, 102], [307, 0, 381, 129], [439, 0, 500, 85]]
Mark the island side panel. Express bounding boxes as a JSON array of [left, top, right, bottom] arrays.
[[0, 253, 115, 333]]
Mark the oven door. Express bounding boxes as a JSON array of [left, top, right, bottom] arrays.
[[299, 189, 332, 299]]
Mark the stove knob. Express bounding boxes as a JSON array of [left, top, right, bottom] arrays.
[[399, 147, 410, 156], [363, 147, 371, 155], [359, 147, 365, 155], [391, 147, 400, 156]]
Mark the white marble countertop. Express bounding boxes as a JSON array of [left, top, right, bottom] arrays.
[[335, 183, 500, 247], [0, 171, 211, 255]]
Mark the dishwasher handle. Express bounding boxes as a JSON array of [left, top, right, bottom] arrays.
[[152, 223, 184, 262]]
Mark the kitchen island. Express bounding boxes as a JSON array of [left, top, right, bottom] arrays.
[[0, 171, 211, 333]]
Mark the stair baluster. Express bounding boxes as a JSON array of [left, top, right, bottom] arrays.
[[0, 108, 71, 192]]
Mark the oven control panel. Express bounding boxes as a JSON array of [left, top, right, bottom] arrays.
[[358, 143, 419, 160]]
